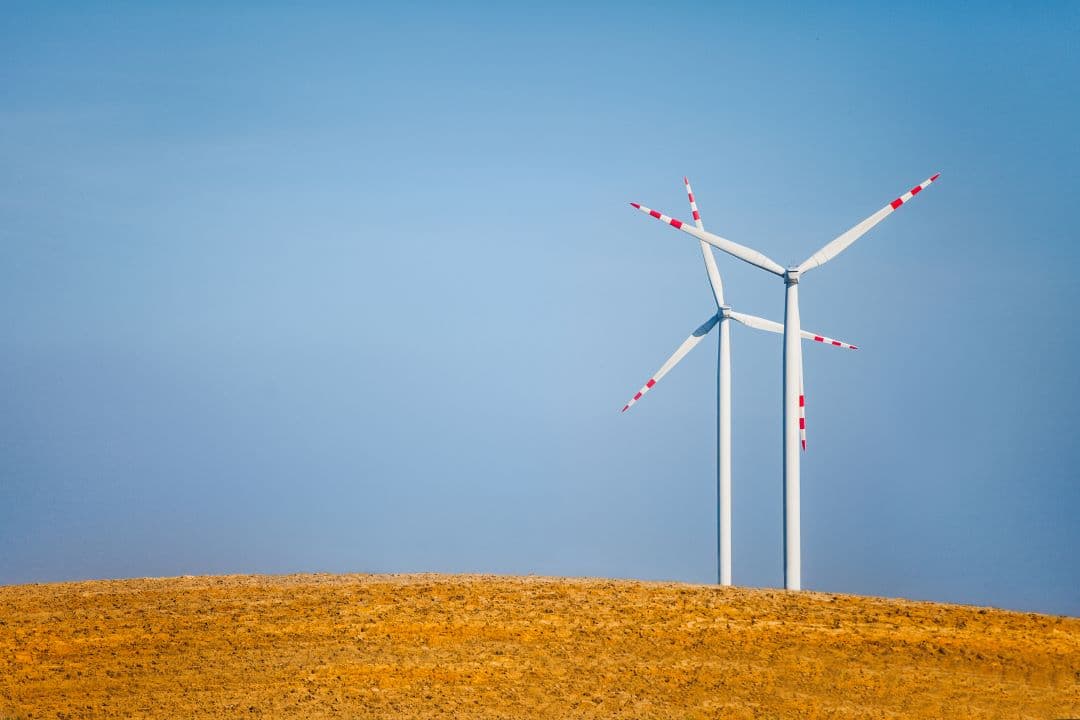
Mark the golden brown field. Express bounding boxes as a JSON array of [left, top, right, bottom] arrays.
[[0, 574, 1077, 719]]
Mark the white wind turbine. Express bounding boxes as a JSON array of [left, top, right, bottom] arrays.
[[630, 172, 941, 590], [621, 178, 857, 587]]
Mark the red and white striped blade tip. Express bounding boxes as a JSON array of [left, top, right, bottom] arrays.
[[620, 378, 658, 413], [683, 179, 700, 221], [628, 202, 689, 230], [810, 335, 858, 350], [890, 172, 943, 210]]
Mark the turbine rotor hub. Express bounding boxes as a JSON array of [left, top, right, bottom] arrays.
[[785, 268, 801, 285]]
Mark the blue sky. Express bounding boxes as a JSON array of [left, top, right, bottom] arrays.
[[1, 2, 1077, 615]]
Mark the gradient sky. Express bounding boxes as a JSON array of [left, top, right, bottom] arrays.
[[2, 2, 1078, 615]]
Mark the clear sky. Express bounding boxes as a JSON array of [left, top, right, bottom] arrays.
[[2, 2, 1077, 615]]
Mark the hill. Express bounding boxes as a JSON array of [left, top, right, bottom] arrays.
[[0, 574, 1076, 718]]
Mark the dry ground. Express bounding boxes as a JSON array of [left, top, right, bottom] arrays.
[[0, 574, 1077, 719]]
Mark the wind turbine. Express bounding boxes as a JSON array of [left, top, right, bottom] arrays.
[[630, 172, 941, 590], [622, 178, 857, 587]]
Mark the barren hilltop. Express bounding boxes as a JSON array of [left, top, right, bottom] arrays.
[[1, 573, 1076, 718]]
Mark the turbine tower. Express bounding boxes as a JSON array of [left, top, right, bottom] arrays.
[[630, 173, 940, 590], [622, 178, 857, 586]]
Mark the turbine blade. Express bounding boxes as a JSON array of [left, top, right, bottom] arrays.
[[728, 311, 782, 334], [799, 367, 807, 452], [630, 202, 785, 276], [684, 176, 704, 230], [685, 177, 726, 306], [728, 310, 859, 350], [797, 172, 941, 274], [803, 332, 858, 351], [620, 314, 719, 413]]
